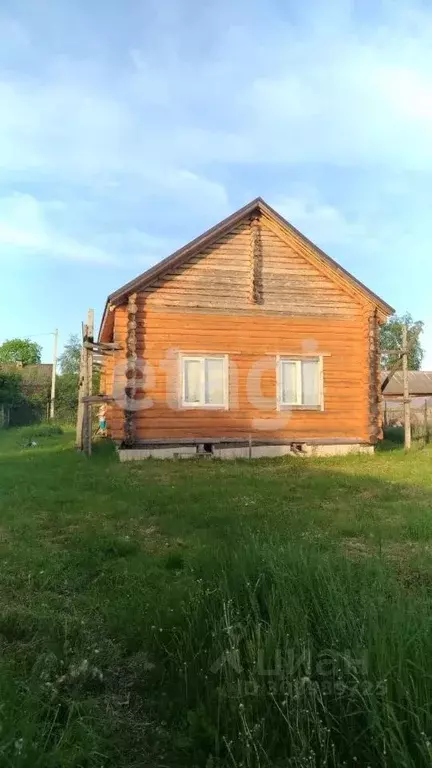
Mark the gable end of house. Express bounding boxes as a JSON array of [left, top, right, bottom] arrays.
[[99, 198, 394, 342]]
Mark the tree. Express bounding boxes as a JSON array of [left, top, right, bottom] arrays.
[[0, 371, 22, 406], [380, 313, 424, 371], [55, 372, 79, 423], [57, 334, 84, 422], [58, 334, 81, 375], [0, 338, 42, 366], [56, 333, 100, 422]]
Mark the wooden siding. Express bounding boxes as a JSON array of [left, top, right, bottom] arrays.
[[103, 306, 127, 435], [107, 309, 370, 442], [100, 216, 385, 443], [142, 218, 366, 317]]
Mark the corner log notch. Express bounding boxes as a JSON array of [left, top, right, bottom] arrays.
[[124, 293, 138, 446], [249, 213, 263, 304], [368, 308, 382, 442]]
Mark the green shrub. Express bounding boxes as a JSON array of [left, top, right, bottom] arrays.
[[55, 370, 100, 424], [383, 426, 404, 443], [10, 394, 47, 427], [55, 373, 78, 424], [18, 424, 63, 440], [0, 370, 23, 406]]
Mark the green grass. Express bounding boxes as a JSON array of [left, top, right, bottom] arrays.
[[1, 427, 432, 765]]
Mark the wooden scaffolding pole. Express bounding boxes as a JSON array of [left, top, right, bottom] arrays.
[[402, 323, 411, 451], [76, 309, 94, 455], [85, 309, 94, 455], [124, 293, 138, 446], [76, 309, 122, 455], [75, 327, 86, 450]]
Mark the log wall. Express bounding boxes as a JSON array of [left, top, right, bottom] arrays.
[[142, 218, 364, 317], [102, 217, 378, 443], [108, 310, 370, 442]]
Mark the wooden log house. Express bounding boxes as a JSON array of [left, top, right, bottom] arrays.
[[98, 198, 394, 459]]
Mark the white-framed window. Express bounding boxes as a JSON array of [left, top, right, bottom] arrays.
[[277, 357, 323, 408], [181, 355, 229, 408]]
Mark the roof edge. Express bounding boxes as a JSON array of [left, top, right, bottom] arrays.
[[108, 197, 264, 305], [99, 196, 394, 339], [257, 199, 394, 315]]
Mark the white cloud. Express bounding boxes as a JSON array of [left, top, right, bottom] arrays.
[[3, 1, 432, 188], [274, 196, 363, 247], [236, 43, 432, 169], [1, 1, 432, 276], [0, 193, 116, 263], [0, 193, 186, 266], [0, 78, 133, 177]]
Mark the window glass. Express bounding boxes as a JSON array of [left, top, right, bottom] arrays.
[[302, 360, 320, 406], [205, 358, 225, 405], [279, 359, 320, 406], [280, 360, 298, 405], [184, 359, 201, 403], [182, 356, 227, 406]]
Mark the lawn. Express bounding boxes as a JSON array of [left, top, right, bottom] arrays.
[[1, 426, 432, 766]]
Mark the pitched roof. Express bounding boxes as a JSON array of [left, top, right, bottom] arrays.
[[0, 363, 53, 395], [0, 363, 52, 381], [381, 370, 432, 396], [99, 197, 394, 339]]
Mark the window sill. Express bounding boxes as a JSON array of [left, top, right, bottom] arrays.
[[181, 404, 228, 410], [279, 405, 323, 411]]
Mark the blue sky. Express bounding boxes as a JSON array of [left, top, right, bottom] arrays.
[[1, 0, 432, 365]]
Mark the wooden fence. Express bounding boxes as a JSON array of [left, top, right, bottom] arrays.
[[0, 404, 10, 429], [384, 398, 432, 441]]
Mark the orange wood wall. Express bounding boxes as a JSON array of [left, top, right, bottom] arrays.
[[107, 309, 370, 442], [102, 217, 376, 443], [141, 218, 363, 318]]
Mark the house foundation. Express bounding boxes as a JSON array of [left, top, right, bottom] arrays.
[[117, 440, 374, 462]]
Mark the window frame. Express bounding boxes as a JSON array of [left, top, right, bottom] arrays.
[[276, 355, 324, 411], [180, 354, 229, 409]]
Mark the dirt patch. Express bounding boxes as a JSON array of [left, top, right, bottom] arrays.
[[342, 536, 432, 564]]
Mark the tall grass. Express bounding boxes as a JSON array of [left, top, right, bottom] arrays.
[[153, 541, 432, 767], [0, 660, 107, 767]]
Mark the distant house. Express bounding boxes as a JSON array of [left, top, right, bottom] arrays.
[[0, 363, 53, 426], [381, 371, 432, 410], [19, 364, 53, 398], [0, 363, 52, 397], [99, 198, 394, 458]]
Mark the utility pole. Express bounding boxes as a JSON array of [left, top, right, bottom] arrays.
[[402, 323, 411, 451], [49, 328, 58, 420]]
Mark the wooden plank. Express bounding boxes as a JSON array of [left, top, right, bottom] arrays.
[[126, 437, 369, 446], [84, 341, 123, 351], [123, 294, 137, 446], [81, 395, 115, 404], [76, 310, 95, 455], [140, 305, 360, 319]]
